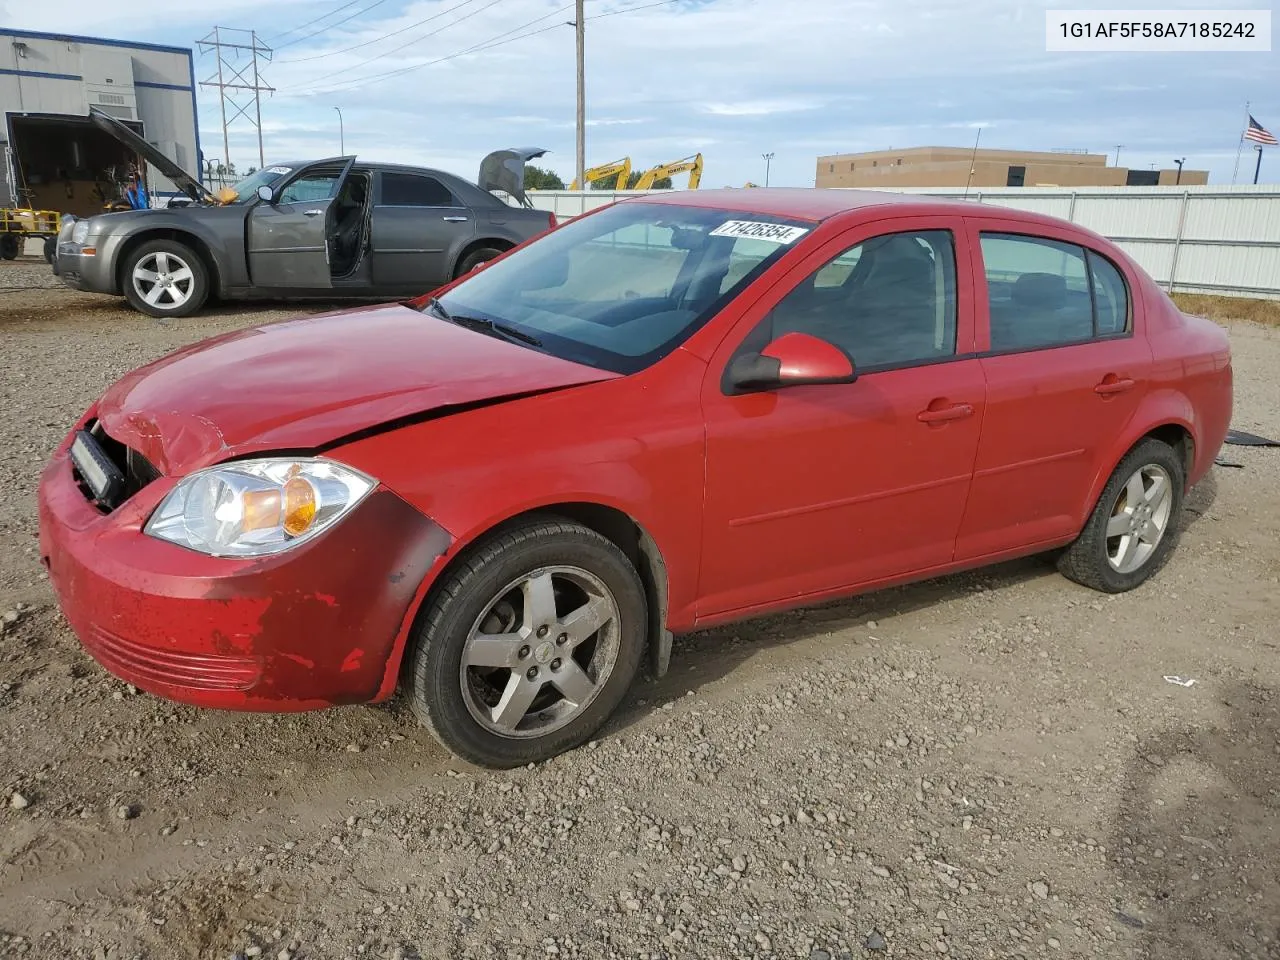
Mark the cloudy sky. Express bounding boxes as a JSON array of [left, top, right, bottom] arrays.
[[4, 0, 1277, 187]]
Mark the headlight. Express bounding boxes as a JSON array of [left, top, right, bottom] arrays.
[[144, 458, 375, 557], [71, 219, 90, 244]]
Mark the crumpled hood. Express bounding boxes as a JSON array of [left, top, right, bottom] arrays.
[[96, 302, 617, 475]]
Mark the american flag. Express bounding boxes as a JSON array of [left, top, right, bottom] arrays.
[[1244, 115, 1278, 146]]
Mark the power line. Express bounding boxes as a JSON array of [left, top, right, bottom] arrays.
[[273, 0, 396, 50], [278, 0, 490, 63], [265, 0, 368, 41], [287, 2, 574, 95], [288, 0, 679, 97]]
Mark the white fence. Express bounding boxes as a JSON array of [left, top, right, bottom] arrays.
[[527, 185, 1280, 301]]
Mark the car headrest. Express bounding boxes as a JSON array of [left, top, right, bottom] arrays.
[[1011, 272, 1065, 307]]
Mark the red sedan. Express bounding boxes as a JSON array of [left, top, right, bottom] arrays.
[[38, 189, 1232, 767]]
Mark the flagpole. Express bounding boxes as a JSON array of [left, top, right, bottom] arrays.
[[1232, 100, 1249, 184]]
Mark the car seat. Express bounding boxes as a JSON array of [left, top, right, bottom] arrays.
[[329, 177, 367, 274]]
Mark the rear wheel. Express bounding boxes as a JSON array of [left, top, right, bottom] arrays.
[[121, 240, 209, 318], [1058, 438, 1184, 593], [43, 236, 56, 264], [455, 246, 504, 277], [0, 234, 20, 260], [409, 517, 646, 768]]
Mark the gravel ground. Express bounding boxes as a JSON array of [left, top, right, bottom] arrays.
[[1, 258, 1278, 960]]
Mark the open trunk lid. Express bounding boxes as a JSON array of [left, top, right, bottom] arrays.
[[478, 147, 548, 208]]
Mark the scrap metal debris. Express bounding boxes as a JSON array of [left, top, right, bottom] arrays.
[[1225, 429, 1280, 447]]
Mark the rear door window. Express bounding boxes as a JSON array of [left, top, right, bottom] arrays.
[[980, 232, 1129, 351], [380, 172, 456, 207]]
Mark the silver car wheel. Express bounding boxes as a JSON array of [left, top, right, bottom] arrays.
[[459, 565, 621, 739], [1105, 463, 1174, 574], [131, 250, 195, 310]]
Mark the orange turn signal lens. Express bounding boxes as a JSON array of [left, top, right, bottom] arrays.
[[282, 476, 317, 538]]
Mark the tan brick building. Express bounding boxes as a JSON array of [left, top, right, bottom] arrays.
[[815, 146, 1208, 188]]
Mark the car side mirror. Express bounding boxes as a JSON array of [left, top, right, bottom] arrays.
[[256, 185, 275, 203], [727, 331, 857, 392]]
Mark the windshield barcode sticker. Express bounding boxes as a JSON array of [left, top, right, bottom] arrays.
[[709, 221, 810, 244]]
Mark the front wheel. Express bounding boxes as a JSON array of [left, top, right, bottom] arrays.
[[1058, 438, 1185, 593], [409, 518, 647, 768], [121, 240, 209, 318], [454, 246, 504, 277], [0, 234, 20, 260]]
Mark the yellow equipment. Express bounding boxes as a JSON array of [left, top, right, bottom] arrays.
[[634, 154, 704, 191], [570, 158, 632, 191], [0, 206, 63, 262], [742, 182, 760, 188]]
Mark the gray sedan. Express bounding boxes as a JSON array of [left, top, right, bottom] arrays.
[[55, 109, 555, 318]]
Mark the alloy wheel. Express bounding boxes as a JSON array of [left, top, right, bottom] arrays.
[[131, 251, 195, 310], [459, 565, 621, 738], [1105, 463, 1174, 574]]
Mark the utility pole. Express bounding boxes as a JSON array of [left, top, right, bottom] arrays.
[[1173, 157, 1185, 184], [1254, 145, 1265, 185], [575, 0, 586, 191], [197, 27, 275, 171], [762, 152, 774, 187], [1113, 144, 1124, 167], [335, 107, 345, 154]]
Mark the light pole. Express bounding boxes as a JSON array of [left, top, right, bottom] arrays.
[[1113, 144, 1124, 166], [762, 152, 775, 187], [334, 107, 345, 154], [1174, 157, 1185, 184]]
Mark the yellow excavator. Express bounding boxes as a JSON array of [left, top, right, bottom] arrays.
[[570, 158, 632, 191], [634, 154, 704, 190]]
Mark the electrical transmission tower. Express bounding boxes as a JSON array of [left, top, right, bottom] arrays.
[[196, 27, 274, 172]]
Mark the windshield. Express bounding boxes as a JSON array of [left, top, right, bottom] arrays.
[[435, 201, 812, 373], [221, 165, 296, 204]]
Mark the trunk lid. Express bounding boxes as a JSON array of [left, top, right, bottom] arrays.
[[478, 148, 548, 208]]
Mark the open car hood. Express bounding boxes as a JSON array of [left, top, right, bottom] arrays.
[[478, 147, 548, 208], [89, 107, 215, 205]]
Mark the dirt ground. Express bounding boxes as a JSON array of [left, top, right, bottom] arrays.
[[1, 259, 1278, 960]]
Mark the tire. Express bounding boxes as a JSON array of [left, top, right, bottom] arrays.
[[0, 234, 19, 260], [1058, 438, 1185, 593], [409, 517, 647, 768], [121, 239, 209, 318], [454, 246, 504, 277], [43, 236, 56, 265]]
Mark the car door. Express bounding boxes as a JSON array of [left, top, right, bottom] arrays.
[[953, 218, 1153, 560], [698, 216, 986, 619], [247, 157, 355, 288], [370, 170, 476, 291]]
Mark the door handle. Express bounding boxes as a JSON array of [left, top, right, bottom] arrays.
[[1095, 375, 1136, 396], [917, 402, 974, 424], [442, 216, 470, 223], [303, 209, 324, 217]]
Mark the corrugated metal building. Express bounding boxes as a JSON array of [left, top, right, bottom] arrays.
[[0, 28, 199, 217]]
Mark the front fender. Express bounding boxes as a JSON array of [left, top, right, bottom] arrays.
[[97, 210, 246, 293]]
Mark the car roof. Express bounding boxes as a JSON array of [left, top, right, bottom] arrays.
[[630, 187, 1073, 230], [273, 159, 449, 176]]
